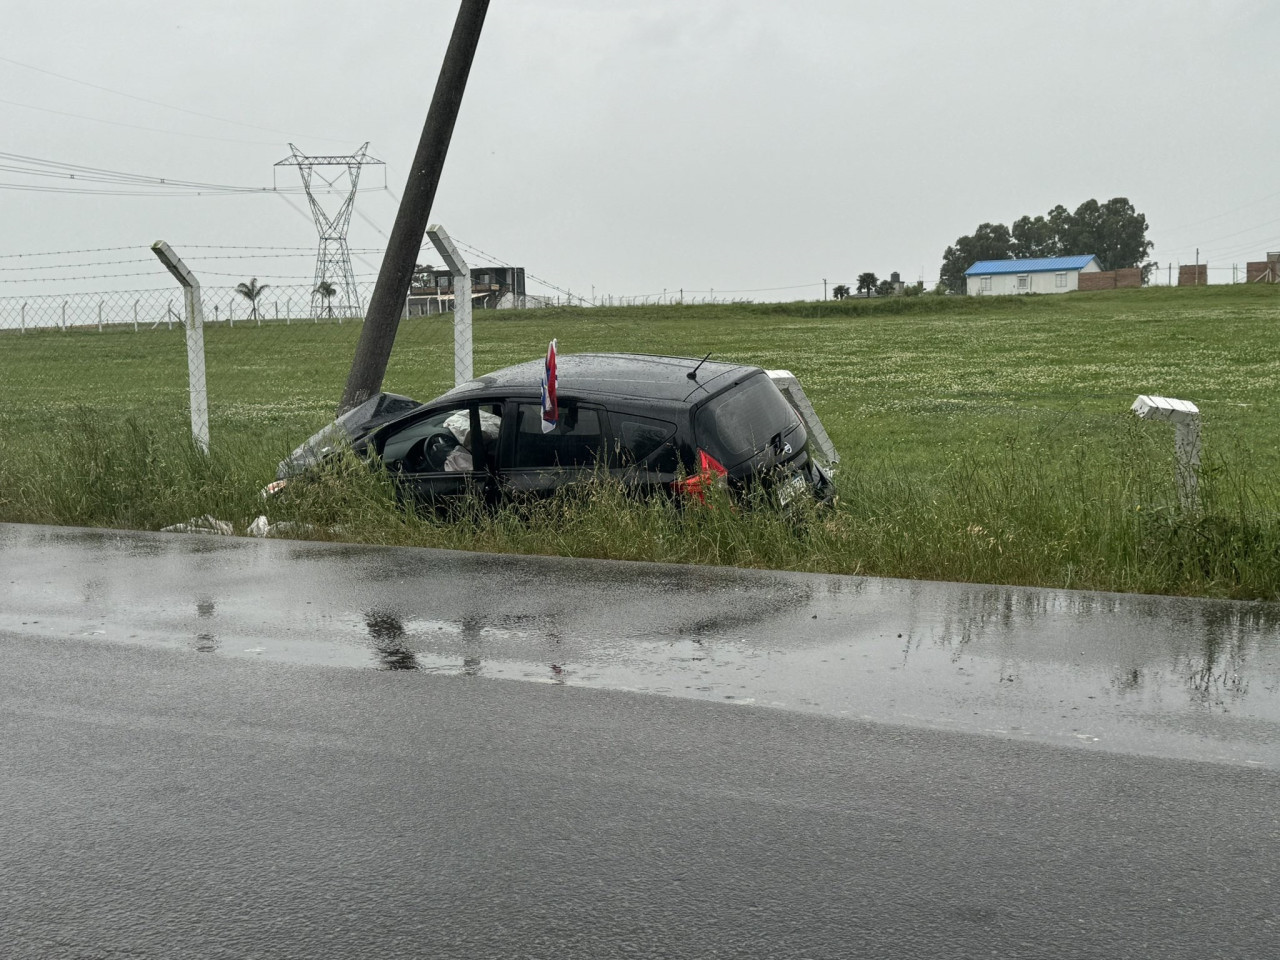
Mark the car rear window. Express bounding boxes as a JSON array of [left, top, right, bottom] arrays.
[[694, 374, 801, 465]]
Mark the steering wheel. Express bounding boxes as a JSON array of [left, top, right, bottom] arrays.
[[424, 432, 458, 471], [399, 432, 459, 473]]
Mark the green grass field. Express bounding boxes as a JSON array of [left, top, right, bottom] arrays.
[[3, 284, 1280, 598]]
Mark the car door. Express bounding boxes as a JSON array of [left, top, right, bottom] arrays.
[[500, 399, 610, 498], [607, 409, 683, 494], [376, 402, 501, 506]]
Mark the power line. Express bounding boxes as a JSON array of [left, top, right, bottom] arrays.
[[0, 95, 288, 147], [451, 237, 581, 302], [0, 150, 280, 192], [0, 151, 385, 197], [1160, 188, 1280, 236], [450, 235, 825, 304], [0, 181, 371, 197], [354, 206, 390, 239], [0, 181, 262, 197], [683, 282, 821, 294], [1192, 214, 1280, 249], [0, 53, 354, 146]]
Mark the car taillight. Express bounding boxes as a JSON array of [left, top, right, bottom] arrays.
[[672, 449, 728, 503]]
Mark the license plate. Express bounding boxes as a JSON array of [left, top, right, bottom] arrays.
[[777, 473, 807, 506]]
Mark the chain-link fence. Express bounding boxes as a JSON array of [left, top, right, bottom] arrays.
[[0, 281, 469, 459], [0, 281, 377, 333]]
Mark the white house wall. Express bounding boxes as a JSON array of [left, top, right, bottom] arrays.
[[966, 261, 1100, 296]]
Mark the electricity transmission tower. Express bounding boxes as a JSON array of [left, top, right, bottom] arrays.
[[275, 143, 384, 319]]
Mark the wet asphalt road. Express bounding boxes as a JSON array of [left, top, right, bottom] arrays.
[[3, 524, 1280, 958]]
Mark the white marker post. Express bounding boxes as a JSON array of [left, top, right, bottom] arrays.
[[151, 242, 210, 453], [1132, 395, 1200, 509], [426, 224, 472, 386]]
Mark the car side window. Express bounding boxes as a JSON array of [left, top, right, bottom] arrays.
[[511, 402, 605, 469], [380, 407, 477, 474], [612, 414, 679, 471]]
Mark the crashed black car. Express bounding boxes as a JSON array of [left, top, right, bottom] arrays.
[[270, 353, 834, 508]]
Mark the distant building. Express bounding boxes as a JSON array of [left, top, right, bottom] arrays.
[[964, 255, 1101, 296], [1246, 252, 1280, 284], [406, 265, 527, 316], [1178, 264, 1208, 286]]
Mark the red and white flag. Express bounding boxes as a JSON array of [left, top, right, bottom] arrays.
[[540, 338, 558, 433]]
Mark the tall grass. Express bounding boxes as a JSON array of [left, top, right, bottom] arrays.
[[0, 411, 271, 530], [4, 413, 1279, 600]]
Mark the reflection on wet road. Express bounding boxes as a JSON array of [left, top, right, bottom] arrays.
[[3, 523, 1279, 766]]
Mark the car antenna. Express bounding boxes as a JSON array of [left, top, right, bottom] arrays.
[[687, 351, 713, 381]]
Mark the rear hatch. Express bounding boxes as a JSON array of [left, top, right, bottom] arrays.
[[693, 372, 809, 487]]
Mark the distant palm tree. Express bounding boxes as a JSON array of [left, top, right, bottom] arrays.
[[315, 280, 337, 319], [235, 278, 269, 322], [831, 284, 851, 300], [856, 272, 878, 297]]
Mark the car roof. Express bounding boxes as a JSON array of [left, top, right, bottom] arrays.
[[437, 352, 761, 405]]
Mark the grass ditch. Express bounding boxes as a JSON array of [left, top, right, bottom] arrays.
[[5, 285, 1280, 598], [3, 411, 1279, 600]]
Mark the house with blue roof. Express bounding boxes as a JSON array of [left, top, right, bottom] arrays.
[[963, 255, 1101, 296]]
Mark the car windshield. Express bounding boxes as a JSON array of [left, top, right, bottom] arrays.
[[695, 374, 802, 466], [278, 394, 417, 478]]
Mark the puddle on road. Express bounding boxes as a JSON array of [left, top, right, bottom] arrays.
[[313, 594, 1280, 767], [4, 524, 1280, 767]]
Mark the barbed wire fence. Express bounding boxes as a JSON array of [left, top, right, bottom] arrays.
[[4, 239, 1275, 464], [0, 238, 604, 461], [0, 248, 381, 454], [0, 237, 768, 456]]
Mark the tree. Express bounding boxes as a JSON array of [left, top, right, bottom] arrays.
[[875, 278, 895, 297], [939, 222, 1012, 293], [831, 284, 851, 300], [856, 272, 879, 297], [1060, 197, 1154, 273], [1010, 214, 1061, 260], [940, 199, 1154, 291], [235, 278, 269, 322], [315, 280, 337, 319]]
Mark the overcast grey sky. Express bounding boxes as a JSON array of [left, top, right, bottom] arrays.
[[2, 0, 1278, 299]]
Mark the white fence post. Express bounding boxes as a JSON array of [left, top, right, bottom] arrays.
[[1132, 395, 1201, 510], [767, 370, 841, 468], [426, 223, 473, 386], [151, 241, 210, 453]]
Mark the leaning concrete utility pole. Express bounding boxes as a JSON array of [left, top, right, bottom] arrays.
[[338, 0, 490, 414]]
